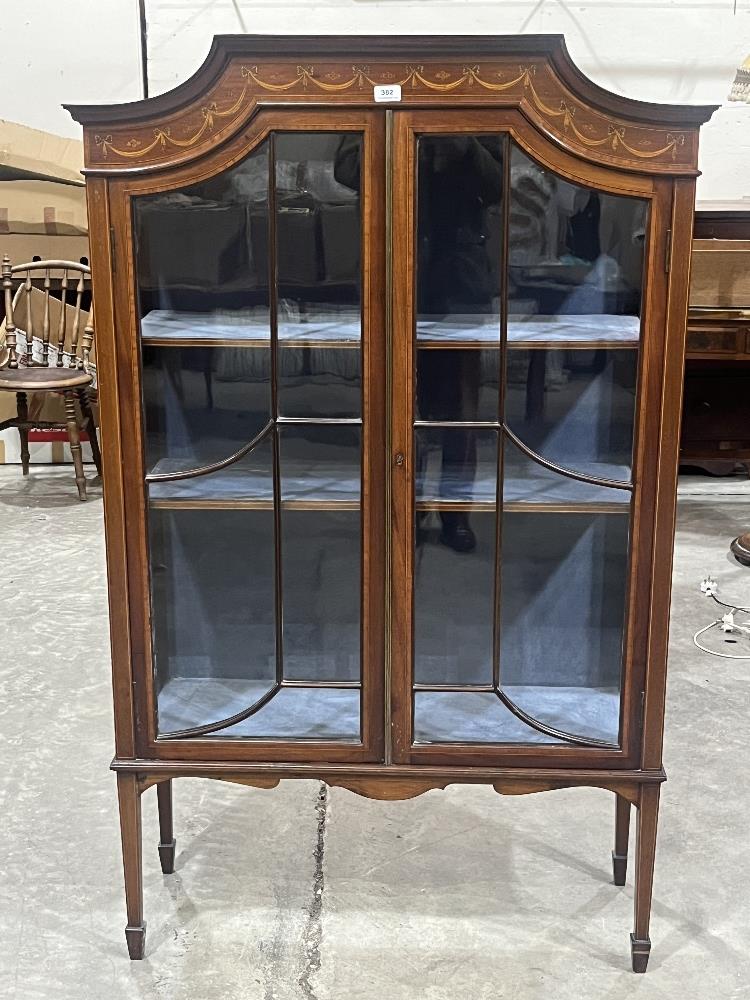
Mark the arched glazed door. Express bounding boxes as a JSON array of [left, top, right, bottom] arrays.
[[116, 110, 386, 762], [389, 110, 659, 767]]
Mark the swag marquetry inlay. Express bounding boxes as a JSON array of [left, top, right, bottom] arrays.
[[81, 42, 700, 174]]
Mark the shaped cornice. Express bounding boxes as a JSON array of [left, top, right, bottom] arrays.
[[65, 35, 716, 176]]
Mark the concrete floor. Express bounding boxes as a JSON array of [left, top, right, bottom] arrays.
[[1, 465, 749, 999]]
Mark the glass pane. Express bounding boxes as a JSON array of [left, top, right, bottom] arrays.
[[504, 347, 637, 479], [151, 506, 276, 735], [280, 424, 360, 505], [498, 511, 628, 744], [416, 427, 497, 506], [414, 512, 495, 686], [280, 426, 361, 687], [280, 346, 360, 418], [502, 434, 630, 509], [414, 430, 497, 685], [506, 141, 645, 476], [414, 691, 558, 744], [416, 348, 499, 423], [276, 133, 362, 417], [415, 134, 504, 420], [282, 511, 360, 683], [134, 141, 271, 473], [163, 687, 359, 740], [148, 434, 274, 505], [142, 344, 270, 475]]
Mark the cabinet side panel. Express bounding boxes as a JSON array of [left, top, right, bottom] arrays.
[[86, 177, 137, 759], [108, 181, 154, 757], [641, 178, 696, 771]]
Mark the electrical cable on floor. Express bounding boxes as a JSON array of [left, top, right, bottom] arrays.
[[694, 577, 750, 660]]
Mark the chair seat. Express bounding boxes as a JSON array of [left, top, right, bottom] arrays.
[[0, 365, 92, 391]]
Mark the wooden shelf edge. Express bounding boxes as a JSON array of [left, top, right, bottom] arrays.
[[147, 497, 628, 513], [142, 337, 362, 349], [142, 336, 638, 351]]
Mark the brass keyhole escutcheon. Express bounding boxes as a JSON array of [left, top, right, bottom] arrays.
[[394, 452, 405, 467]]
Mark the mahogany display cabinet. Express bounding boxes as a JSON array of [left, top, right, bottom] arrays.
[[66, 35, 716, 972]]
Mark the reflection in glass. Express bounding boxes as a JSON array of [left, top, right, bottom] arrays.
[[159, 685, 360, 740], [280, 425, 361, 681], [414, 430, 497, 686], [417, 348, 499, 423], [148, 434, 274, 505], [276, 133, 362, 417], [152, 507, 276, 735], [504, 348, 638, 477], [498, 511, 628, 744], [282, 511, 360, 682], [142, 345, 270, 475], [506, 141, 644, 478], [280, 346, 360, 418], [280, 424, 360, 505], [414, 512, 495, 686], [502, 429, 632, 509], [414, 691, 557, 744], [416, 427, 496, 509], [416, 134, 504, 427], [508, 142, 646, 326], [135, 142, 271, 473], [134, 140, 270, 317]]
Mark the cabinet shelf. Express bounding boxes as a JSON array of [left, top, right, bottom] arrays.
[[146, 457, 630, 512], [149, 497, 359, 511], [148, 497, 627, 513], [139, 309, 640, 351], [418, 500, 628, 514]]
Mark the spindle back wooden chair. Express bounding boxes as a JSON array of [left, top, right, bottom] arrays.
[[0, 256, 101, 500]]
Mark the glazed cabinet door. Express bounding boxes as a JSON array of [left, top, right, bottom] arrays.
[[390, 111, 659, 767], [113, 111, 385, 761]]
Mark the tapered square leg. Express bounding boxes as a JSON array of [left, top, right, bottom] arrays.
[[156, 779, 176, 875], [612, 793, 631, 886], [125, 923, 147, 961], [631, 783, 660, 973], [117, 773, 146, 959], [630, 933, 651, 974]]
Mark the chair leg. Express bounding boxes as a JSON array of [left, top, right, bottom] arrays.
[[78, 388, 102, 476], [631, 783, 661, 973], [16, 391, 30, 475], [156, 779, 176, 875], [612, 793, 631, 886], [117, 773, 146, 960], [64, 391, 86, 501]]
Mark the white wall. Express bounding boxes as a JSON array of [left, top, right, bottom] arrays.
[[0, 1, 142, 137], [3, 1, 748, 199]]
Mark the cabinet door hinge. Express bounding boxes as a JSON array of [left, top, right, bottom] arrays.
[[664, 228, 672, 273], [109, 226, 117, 272]]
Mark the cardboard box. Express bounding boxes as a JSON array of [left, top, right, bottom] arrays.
[[0, 122, 92, 463], [0, 120, 88, 266], [0, 119, 84, 185]]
